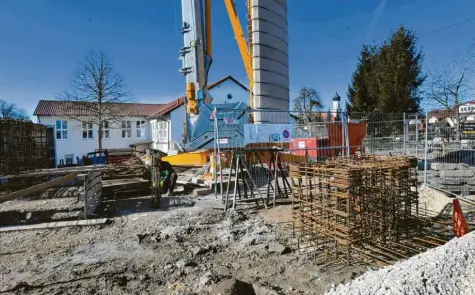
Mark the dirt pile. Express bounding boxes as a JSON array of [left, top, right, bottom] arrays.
[[1, 198, 358, 295], [325, 231, 475, 295]]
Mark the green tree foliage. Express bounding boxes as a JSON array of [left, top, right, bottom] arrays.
[[347, 26, 426, 113], [325, 108, 332, 122]]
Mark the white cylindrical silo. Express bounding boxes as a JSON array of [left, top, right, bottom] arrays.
[[250, 0, 289, 123]]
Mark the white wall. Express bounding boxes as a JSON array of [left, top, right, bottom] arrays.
[[170, 105, 185, 150], [208, 79, 249, 105], [38, 115, 151, 166]]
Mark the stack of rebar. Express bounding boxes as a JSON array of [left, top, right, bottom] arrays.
[[289, 155, 418, 257], [0, 119, 51, 193]]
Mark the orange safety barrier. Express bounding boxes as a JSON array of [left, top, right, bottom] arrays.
[[328, 122, 367, 155], [453, 199, 469, 237]]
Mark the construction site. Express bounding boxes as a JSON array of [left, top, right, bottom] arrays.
[[1, 0, 475, 295], [2, 113, 475, 295]]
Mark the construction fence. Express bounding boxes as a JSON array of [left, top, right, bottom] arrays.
[[212, 108, 475, 201]]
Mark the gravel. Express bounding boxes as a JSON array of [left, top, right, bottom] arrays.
[[325, 232, 475, 295]]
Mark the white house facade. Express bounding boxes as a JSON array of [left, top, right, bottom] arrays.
[[34, 76, 250, 165], [34, 101, 164, 166]]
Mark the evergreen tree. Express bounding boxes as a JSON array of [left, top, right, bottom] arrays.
[[325, 108, 332, 122], [347, 26, 426, 113], [347, 45, 378, 112]]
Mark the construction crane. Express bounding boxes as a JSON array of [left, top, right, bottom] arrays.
[[178, 0, 258, 152], [162, 0, 289, 166]]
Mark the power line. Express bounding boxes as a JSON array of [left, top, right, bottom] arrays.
[[421, 17, 475, 36]]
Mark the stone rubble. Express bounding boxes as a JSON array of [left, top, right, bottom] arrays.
[[325, 232, 475, 295]]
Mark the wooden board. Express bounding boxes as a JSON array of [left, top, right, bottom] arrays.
[[84, 172, 103, 218], [1, 165, 112, 179], [0, 173, 79, 204], [0, 218, 110, 232]]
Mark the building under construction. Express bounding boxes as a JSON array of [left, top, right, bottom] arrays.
[[287, 155, 449, 266], [0, 119, 55, 193]]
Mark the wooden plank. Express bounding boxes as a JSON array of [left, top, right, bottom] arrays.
[[85, 176, 102, 190], [0, 218, 110, 232], [101, 178, 148, 188], [84, 172, 104, 218], [1, 165, 113, 179], [0, 173, 79, 204]]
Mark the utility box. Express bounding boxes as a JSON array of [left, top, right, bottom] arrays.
[[291, 138, 334, 158]]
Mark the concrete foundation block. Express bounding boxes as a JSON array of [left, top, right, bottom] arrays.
[[193, 188, 213, 196], [439, 170, 475, 178], [438, 178, 463, 185], [457, 163, 470, 170], [431, 163, 458, 171]]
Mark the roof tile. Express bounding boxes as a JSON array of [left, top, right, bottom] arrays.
[[34, 100, 165, 117]]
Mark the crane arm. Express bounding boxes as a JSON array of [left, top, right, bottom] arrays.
[[224, 0, 253, 92], [204, 0, 212, 59]]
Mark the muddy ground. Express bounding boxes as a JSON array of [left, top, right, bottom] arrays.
[[0, 194, 361, 295]]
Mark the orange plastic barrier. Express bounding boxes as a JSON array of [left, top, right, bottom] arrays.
[[328, 122, 367, 155], [453, 199, 469, 237]]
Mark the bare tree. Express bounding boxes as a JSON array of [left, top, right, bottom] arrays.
[[428, 65, 473, 141], [56, 50, 133, 151], [0, 100, 29, 120], [292, 87, 324, 123]]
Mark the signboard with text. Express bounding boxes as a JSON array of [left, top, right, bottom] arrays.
[[243, 124, 293, 145], [462, 122, 475, 137]]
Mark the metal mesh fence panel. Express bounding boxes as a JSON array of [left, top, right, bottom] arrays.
[[211, 108, 475, 203]]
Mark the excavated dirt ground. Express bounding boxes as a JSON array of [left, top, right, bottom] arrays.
[[0, 194, 362, 295]]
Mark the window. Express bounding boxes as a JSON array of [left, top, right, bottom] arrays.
[[82, 122, 93, 139], [151, 122, 158, 140], [158, 121, 167, 140], [121, 120, 131, 138], [56, 120, 68, 140], [101, 121, 109, 139], [136, 120, 146, 138]]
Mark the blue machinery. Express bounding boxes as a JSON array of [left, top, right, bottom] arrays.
[[179, 0, 253, 150]]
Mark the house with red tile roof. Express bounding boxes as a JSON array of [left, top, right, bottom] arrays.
[[34, 76, 249, 165]]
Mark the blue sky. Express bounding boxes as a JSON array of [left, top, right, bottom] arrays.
[[0, 0, 474, 118]]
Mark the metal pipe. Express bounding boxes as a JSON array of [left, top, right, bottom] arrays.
[[214, 110, 218, 199], [415, 113, 419, 158], [403, 112, 406, 155], [214, 107, 224, 200]]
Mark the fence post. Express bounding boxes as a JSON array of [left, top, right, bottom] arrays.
[[369, 113, 374, 154], [213, 108, 218, 200], [344, 112, 350, 158], [424, 110, 429, 185], [403, 112, 406, 155], [415, 113, 419, 158], [214, 107, 224, 200]]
